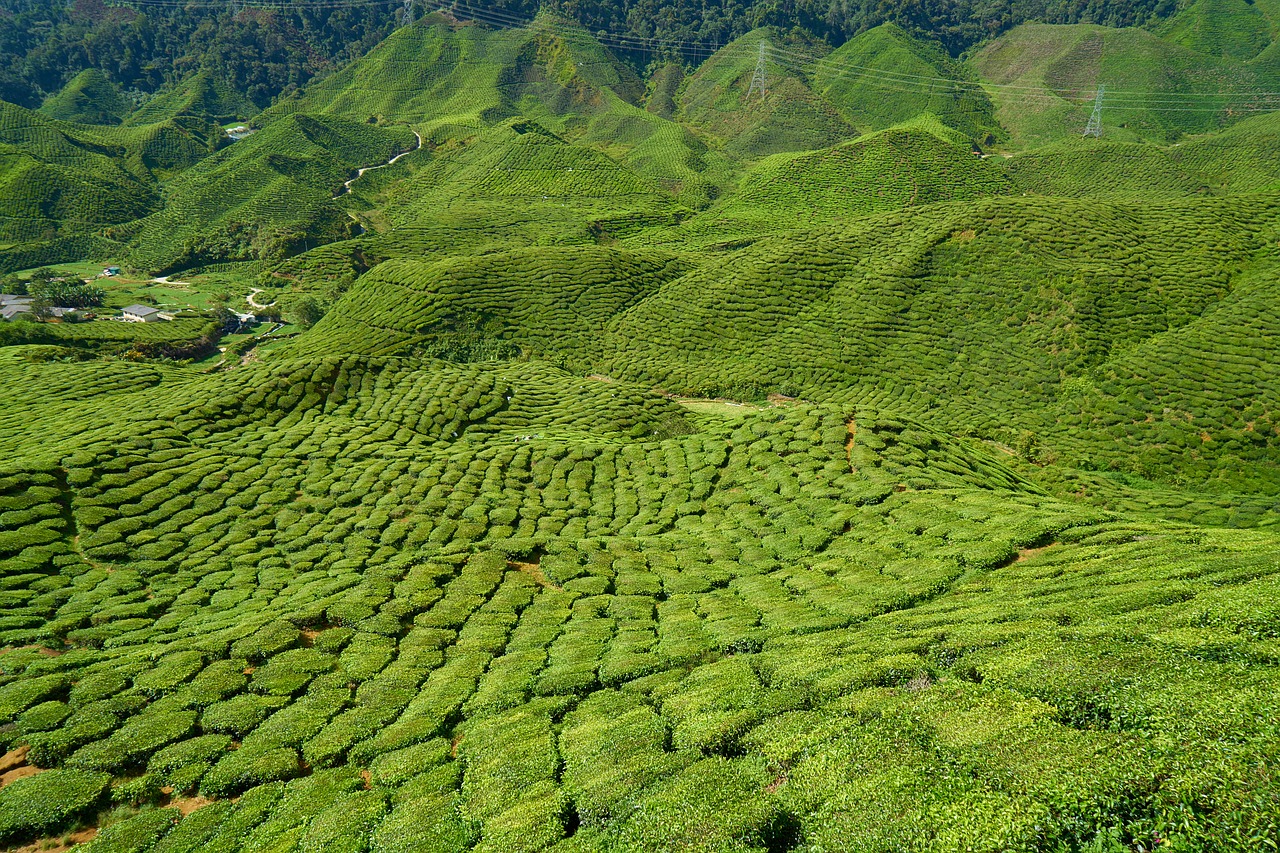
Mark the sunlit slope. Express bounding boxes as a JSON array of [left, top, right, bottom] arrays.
[[287, 246, 688, 361], [1052, 259, 1280, 490], [272, 14, 729, 211], [382, 120, 663, 220], [373, 118, 706, 244], [1004, 138, 1209, 197], [969, 23, 1280, 146], [124, 67, 262, 126], [1004, 111, 1280, 197], [813, 24, 1003, 143], [120, 115, 415, 274], [303, 190, 1280, 501], [39, 70, 132, 126], [708, 122, 1012, 230], [0, 100, 222, 246], [1157, 0, 1274, 60], [593, 195, 1280, 487], [678, 29, 858, 160], [272, 12, 642, 134], [1167, 111, 1280, 193]]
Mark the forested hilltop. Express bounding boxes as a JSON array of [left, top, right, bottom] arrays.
[[1, 0, 1279, 851], [2, 0, 1179, 108]]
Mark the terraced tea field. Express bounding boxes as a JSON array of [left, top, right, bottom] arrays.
[[0, 352, 1277, 852], [2, 5, 1280, 852]]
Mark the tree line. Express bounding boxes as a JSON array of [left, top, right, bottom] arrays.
[[1, 0, 1176, 112]]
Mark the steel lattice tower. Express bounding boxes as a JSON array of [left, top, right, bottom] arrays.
[[746, 41, 768, 103], [1083, 85, 1106, 137]]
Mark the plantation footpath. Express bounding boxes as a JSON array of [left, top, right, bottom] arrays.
[[0, 3, 1279, 852]]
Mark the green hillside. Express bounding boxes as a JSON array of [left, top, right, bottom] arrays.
[[677, 29, 858, 160], [120, 115, 415, 274], [273, 13, 642, 134], [1158, 0, 1274, 59], [0, 101, 223, 254], [709, 122, 1012, 229], [3, 3, 1280, 852], [123, 68, 260, 127], [813, 24, 1003, 144], [970, 22, 1280, 146], [39, 70, 133, 126]]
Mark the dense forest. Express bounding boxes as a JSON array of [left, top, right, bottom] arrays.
[[0, 0, 1178, 109]]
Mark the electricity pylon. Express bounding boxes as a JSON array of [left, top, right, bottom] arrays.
[[1083, 84, 1105, 137], [399, 0, 413, 27], [746, 41, 768, 103]]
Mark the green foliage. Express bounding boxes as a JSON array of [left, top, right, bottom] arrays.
[[78, 808, 179, 853], [815, 24, 1003, 142], [121, 114, 415, 274], [1, 6, 1280, 852], [971, 22, 1280, 146], [0, 769, 110, 843], [39, 69, 133, 126]]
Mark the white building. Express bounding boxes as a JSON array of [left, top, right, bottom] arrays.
[[122, 304, 165, 323]]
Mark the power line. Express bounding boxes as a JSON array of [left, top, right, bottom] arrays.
[[105, 0, 1280, 114], [764, 47, 1280, 114]]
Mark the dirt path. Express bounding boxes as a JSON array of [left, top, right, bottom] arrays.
[[150, 275, 192, 287], [246, 288, 275, 310], [339, 130, 423, 196], [846, 415, 857, 471]]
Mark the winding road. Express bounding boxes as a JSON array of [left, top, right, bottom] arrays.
[[246, 288, 275, 310], [339, 130, 423, 196]]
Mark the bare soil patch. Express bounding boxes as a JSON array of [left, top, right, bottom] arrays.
[[508, 557, 562, 591], [0, 746, 43, 787]]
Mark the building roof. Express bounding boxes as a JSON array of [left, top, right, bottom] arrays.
[[1, 305, 32, 320], [123, 304, 162, 317], [0, 294, 33, 307]]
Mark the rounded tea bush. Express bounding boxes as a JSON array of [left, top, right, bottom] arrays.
[[0, 768, 110, 843]]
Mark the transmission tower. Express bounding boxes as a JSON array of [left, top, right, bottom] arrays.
[[1083, 84, 1105, 138], [399, 0, 413, 27], [228, 0, 241, 16], [745, 41, 768, 104]]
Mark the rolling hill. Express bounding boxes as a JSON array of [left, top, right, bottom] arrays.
[[119, 114, 415, 274], [677, 28, 858, 160], [969, 22, 1280, 146], [1, 3, 1279, 852], [813, 24, 1004, 144]]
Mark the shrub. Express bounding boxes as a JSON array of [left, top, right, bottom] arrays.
[[369, 792, 473, 853], [200, 746, 302, 797], [0, 768, 110, 843], [67, 710, 197, 772], [298, 790, 388, 853], [368, 738, 451, 787], [201, 694, 288, 737]]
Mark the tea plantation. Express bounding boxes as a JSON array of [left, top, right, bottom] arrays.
[[1, 4, 1279, 852]]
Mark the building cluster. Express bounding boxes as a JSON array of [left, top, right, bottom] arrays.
[[0, 266, 176, 323]]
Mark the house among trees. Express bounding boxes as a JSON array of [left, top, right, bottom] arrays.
[[122, 304, 168, 323], [102, 266, 121, 276]]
